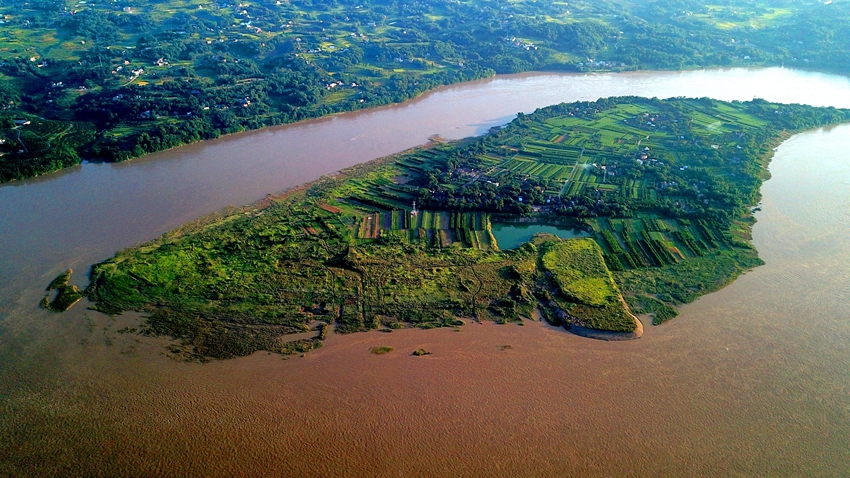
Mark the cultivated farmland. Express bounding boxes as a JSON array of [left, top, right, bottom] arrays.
[[67, 97, 850, 358]]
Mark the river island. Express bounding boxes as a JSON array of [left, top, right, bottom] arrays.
[[53, 97, 850, 360]]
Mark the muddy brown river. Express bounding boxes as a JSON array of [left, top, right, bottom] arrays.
[[1, 67, 850, 476]]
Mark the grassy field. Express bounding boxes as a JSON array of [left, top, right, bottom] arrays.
[[540, 238, 635, 332]]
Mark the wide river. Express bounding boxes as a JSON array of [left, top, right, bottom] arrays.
[[2, 67, 850, 476]]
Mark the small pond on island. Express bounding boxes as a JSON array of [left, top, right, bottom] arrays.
[[490, 221, 588, 249]]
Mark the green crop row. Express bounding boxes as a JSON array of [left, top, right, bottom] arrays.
[[602, 230, 624, 255]]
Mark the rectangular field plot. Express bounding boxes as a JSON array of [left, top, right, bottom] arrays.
[[357, 210, 495, 249]]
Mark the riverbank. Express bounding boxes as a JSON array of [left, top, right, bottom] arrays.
[[562, 293, 644, 341], [4, 61, 850, 186]]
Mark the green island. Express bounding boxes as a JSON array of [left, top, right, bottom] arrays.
[[58, 96, 850, 360], [2, 0, 849, 182]]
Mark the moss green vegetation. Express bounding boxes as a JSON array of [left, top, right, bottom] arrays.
[[625, 294, 678, 326], [41, 269, 84, 312], [69, 97, 850, 360], [370, 346, 394, 355], [539, 238, 635, 332], [2, 0, 850, 182], [543, 239, 615, 308]]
